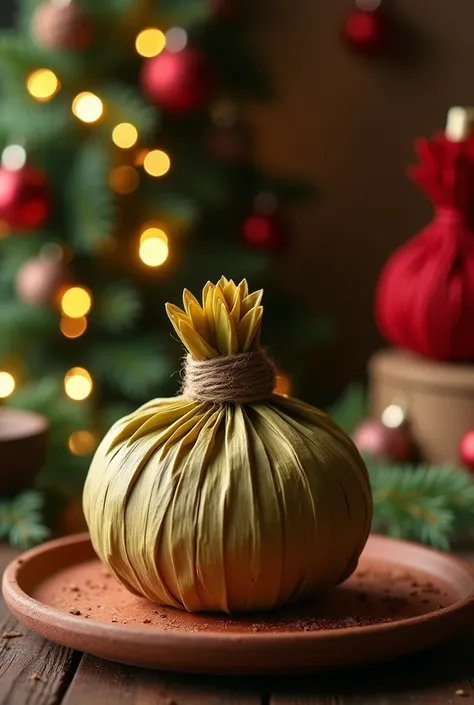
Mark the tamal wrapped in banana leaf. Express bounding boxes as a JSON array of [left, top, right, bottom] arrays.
[[83, 277, 372, 613]]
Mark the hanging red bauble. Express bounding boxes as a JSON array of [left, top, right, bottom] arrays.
[[242, 213, 285, 250], [141, 48, 215, 114], [460, 429, 474, 471], [16, 253, 65, 307], [352, 417, 413, 462], [0, 165, 50, 230], [376, 107, 474, 362], [32, 0, 94, 52], [342, 1, 391, 55]]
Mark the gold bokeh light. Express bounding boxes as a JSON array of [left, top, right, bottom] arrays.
[[68, 430, 98, 456], [143, 149, 170, 177], [112, 123, 138, 149], [0, 371, 15, 398], [72, 92, 104, 123], [27, 68, 60, 102], [140, 226, 168, 244], [139, 236, 169, 267], [61, 287, 92, 318], [135, 28, 166, 58], [109, 166, 140, 194], [64, 367, 93, 401], [60, 315, 88, 339]]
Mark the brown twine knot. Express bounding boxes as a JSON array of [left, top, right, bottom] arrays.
[[182, 348, 276, 404]]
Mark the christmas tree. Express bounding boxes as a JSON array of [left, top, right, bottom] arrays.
[[0, 0, 329, 541]]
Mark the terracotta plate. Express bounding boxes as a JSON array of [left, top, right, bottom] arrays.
[[3, 533, 474, 674]]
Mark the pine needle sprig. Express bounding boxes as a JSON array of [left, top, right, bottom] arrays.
[[368, 461, 474, 550], [0, 491, 50, 550]]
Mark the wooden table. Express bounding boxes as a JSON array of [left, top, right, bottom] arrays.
[[2, 543, 474, 705]]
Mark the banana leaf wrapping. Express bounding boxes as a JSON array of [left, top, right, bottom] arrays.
[[83, 278, 372, 613]]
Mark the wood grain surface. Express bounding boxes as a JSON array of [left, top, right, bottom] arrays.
[[2, 542, 474, 705]]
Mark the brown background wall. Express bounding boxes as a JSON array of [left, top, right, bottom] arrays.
[[250, 0, 474, 396]]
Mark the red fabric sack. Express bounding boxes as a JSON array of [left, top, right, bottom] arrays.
[[375, 132, 474, 361]]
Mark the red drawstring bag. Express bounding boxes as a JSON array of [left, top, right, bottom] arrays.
[[375, 129, 474, 362]]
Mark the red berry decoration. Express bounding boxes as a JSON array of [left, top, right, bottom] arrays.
[[352, 418, 413, 462], [32, 0, 94, 52], [141, 48, 215, 114], [342, 1, 391, 55], [242, 213, 284, 250], [0, 165, 50, 230], [460, 429, 474, 471]]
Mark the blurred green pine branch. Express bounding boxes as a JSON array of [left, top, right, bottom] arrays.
[[369, 461, 474, 550], [0, 491, 50, 550]]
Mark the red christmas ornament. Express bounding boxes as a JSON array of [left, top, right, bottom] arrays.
[[0, 165, 50, 230], [242, 213, 284, 250], [141, 48, 215, 114], [32, 0, 94, 52], [342, 1, 391, 55], [376, 107, 474, 362], [352, 418, 413, 462], [16, 254, 64, 307], [460, 429, 474, 471]]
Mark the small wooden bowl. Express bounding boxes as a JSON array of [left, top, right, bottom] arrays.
[[0, 408, 49, 496]]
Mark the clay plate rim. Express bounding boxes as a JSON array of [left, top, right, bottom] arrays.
[[3, 532, 474, 644]]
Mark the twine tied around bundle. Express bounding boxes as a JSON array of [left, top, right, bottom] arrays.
[[182, 348, 277, 404]]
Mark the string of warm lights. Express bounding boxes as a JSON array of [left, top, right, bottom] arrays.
[[138, 225, 169, 267], [64, 366, 93, 401], [27, 68, 60, 102], [21, 23, 182, 415]]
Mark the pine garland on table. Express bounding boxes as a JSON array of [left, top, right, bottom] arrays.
[[368, 461, 474, 550]]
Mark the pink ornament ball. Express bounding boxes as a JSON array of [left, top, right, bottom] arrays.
[[352, 418, 412, 462], [460, 429, 474, 471]]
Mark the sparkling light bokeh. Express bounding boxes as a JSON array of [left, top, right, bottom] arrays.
[[139, 229, 169, 267], [143, 150, 170, 177], [60, 315, 88, 339], [72, 92, 104, 123], [0, 371, 15, 398], [64, 367, 93, 401], [68, 430, 98, 456], [61, 287, 92, 318], [112, 123, 138, 149], [108, 166, 140, 194], [27, 68, 60, 102], [135, 28, 166, 58]]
